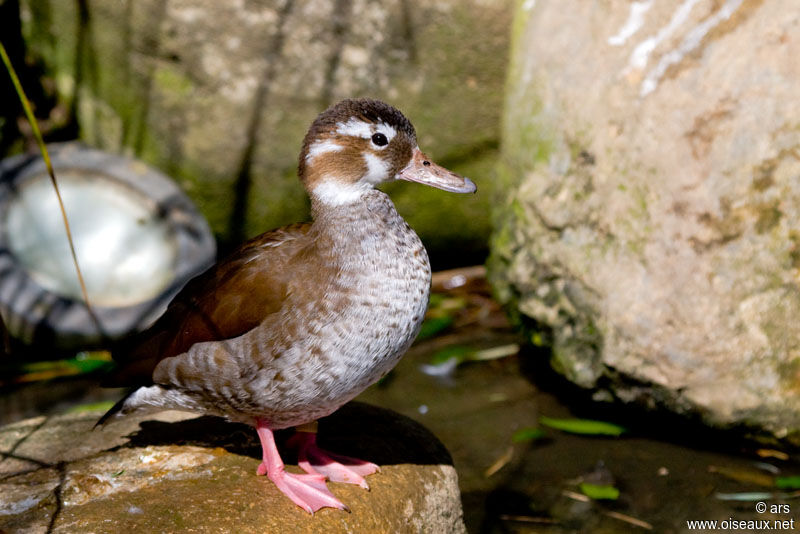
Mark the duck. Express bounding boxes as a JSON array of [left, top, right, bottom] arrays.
[[98, 98, 476, 513]]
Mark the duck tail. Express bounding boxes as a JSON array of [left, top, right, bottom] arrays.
[[93, 390, 135, 429]]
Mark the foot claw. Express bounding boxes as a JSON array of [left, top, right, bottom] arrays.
[[287, 431, 380, 489], [255, 420, 347, 513], [270, 469, 346, 513]]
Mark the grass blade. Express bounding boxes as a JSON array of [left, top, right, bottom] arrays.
[[512, 427, 546, 443], [579, 482, 620, 500], [539, 416, 627, 436], [0, 41, 104, 338]]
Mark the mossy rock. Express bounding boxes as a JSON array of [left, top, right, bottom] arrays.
[[490, 0, 800, 439], [19, 0, 512, 265]]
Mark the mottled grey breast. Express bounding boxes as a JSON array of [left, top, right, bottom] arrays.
[[146, 190, 431, 428]]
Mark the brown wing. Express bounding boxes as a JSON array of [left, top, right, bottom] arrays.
[[106, 222, 312, 386]]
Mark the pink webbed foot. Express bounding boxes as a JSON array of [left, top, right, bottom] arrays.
[[255, 419, 347, 514], [287, 430, 380, 490]]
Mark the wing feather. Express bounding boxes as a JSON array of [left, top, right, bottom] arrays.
[[106, 222, 312, 386]]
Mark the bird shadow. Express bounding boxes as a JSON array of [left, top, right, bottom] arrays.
[[121, 401, 453, 467]]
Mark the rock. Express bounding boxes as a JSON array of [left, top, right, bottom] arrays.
[[490, 1, 800, 439], [0, 403, 465, 533], [18, 0, 510, 263]]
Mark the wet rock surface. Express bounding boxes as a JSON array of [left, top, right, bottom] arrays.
[[0, 403, 464, 533], [3, 269, 800, 532], [491, 0, 800, 439]]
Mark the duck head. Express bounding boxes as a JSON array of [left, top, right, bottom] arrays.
[[298, 98, 476, 205]]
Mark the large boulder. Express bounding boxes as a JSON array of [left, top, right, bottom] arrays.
[[18, 0, 511, 263], [0, 403, 464, 533], [490, 1, 800, 439]]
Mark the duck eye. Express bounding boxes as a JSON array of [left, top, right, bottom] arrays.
[[371, 132, 388, 147]]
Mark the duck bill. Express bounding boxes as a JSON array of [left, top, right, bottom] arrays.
[[395, 148, 477, 193]]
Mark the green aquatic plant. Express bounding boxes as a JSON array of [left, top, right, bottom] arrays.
[[538, 416, 627, 436]]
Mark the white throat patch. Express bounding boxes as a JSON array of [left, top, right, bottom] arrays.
[[312, 180, 371, 206], [362, 152, 391, 184]]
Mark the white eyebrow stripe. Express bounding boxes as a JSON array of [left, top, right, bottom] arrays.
[[337, 118, 373, 138], [374, 122, 397, 143], [306, 139, 344, 163], [336, 119, 397, 143]]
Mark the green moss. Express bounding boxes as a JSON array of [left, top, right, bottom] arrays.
[[789, 231, 800, 268], [486, 225, 515, 297], [754, 201, 782, 234], [22, 0, 510, 262], [530, 331, 546, 346], [751, 162, 776, 192], [153, 66, 194, 98], [778, 358, 800, 392], [501, 15, 552, 185], [760, 289, 800, 381], [608, 181, 653, 256], [77, 90, 123, 147]]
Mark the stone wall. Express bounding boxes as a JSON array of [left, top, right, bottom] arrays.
[[20, 0, 511, 263]]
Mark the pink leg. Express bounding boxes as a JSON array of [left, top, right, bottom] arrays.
[[254, 418, 347, 513], [286, 430, 380, 490]]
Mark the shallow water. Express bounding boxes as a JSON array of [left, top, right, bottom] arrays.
[[357, 271, 800, 533], [2, 269, 799, 533]]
